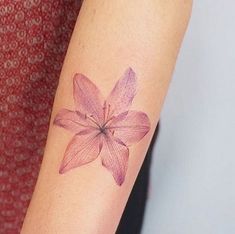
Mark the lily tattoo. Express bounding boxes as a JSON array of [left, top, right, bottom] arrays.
[[53, 67, 150, 185]]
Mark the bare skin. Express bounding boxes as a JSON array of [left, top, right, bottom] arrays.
[[21, 0, 192, 233]]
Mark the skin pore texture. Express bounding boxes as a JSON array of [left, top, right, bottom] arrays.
[[21, 0, 192, 233], [54, 68, 150, 186]]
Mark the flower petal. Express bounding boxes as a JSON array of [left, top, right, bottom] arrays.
[[53, 108, 95, 133], [108, 111, 150, 146], [59, 131, 102, 174], [73, 73, 104, 124], [106, 67, 137, 117], [101, 134, 129, 186]]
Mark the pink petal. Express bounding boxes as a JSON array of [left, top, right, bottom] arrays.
[[101, 133, 129, 186], [59, 131, 102, 174], [108, 111, 150, 146], [73, 73, 104, 124], [53, 108, 95, 133], [106, 67, 137, 117]]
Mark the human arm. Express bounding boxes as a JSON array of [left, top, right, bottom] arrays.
[[21, 0, 192, 233]]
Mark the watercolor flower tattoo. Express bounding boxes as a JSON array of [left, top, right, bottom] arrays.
[[53, 67, 150, 185]]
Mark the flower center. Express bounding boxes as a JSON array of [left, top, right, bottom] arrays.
[[99, 125, 107, 135]]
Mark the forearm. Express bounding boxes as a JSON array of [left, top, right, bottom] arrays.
[[21, 0, 192, 233]]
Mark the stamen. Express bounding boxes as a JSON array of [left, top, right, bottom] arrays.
[[102, 102, 116, 128], [103, 116, 115, 128], [86, 114, 100, 128], [104, 103, 112, 123], [103, 101, 107, 122], [106, 104, 111, 121]]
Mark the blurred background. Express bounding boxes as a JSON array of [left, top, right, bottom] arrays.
[[142, 1, 235, 233]]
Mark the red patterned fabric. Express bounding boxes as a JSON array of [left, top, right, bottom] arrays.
[[0, 1, 82, 233]]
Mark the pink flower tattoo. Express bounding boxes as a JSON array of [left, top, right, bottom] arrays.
[[53, 67, 150, 185]]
